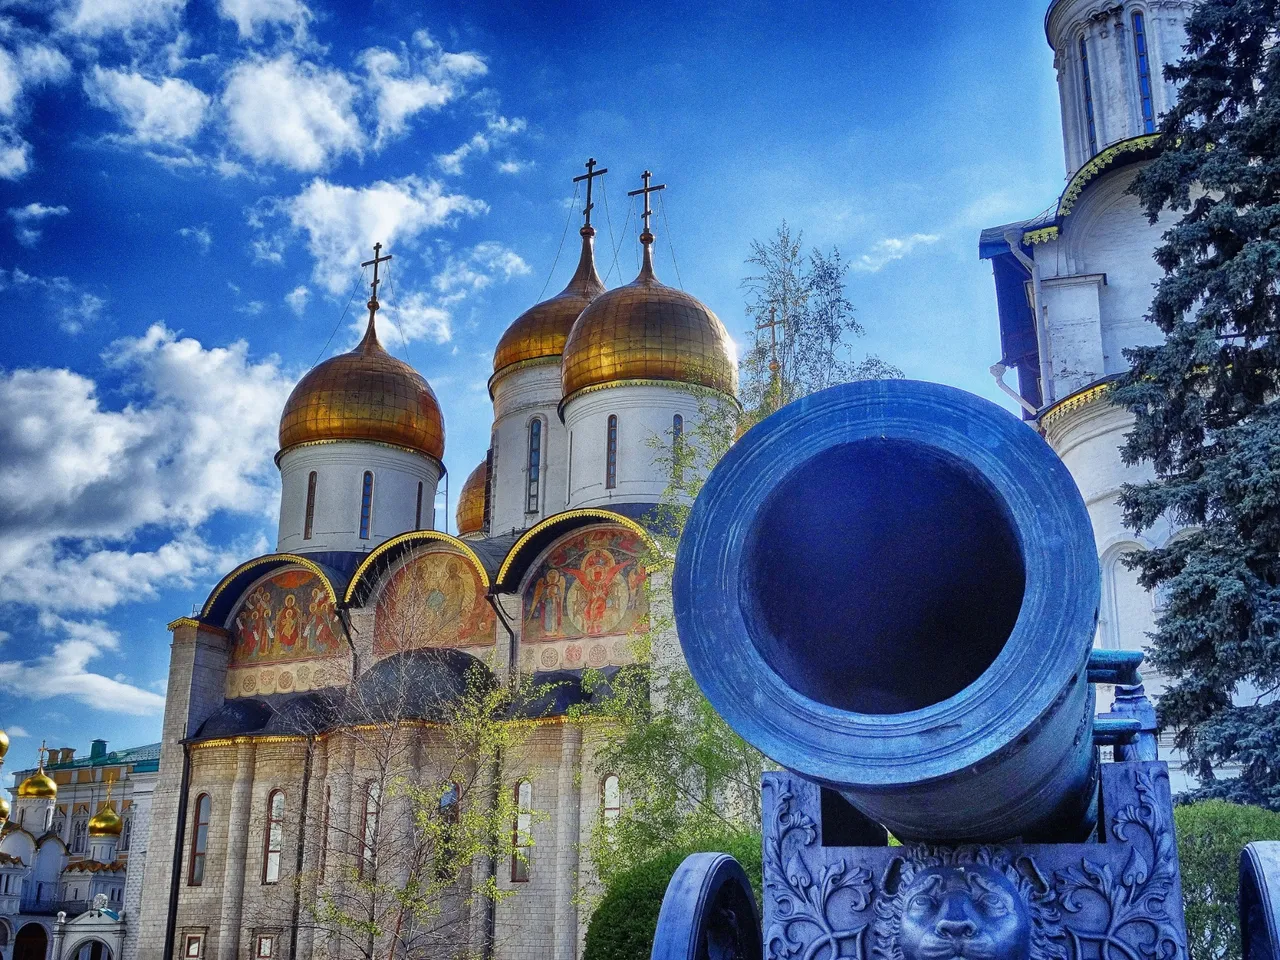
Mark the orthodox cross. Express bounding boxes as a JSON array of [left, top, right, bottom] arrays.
[[37, 739, 47, 769], [572, 157, 608, 230], [361, 242, 393, 312], [757, 305, 784, 376], [627, 170, 666, 239]]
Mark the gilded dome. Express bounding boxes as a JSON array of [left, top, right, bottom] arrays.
[[0, 794, 9, 822], [88, 801, 123, 837], [561, 243, 738, 401], [455, 459, 488, 536], [279, 317, 445, 461], [18, 768, 56, 800], [492, 228, 606, 382], [0, 728, 8, 760]]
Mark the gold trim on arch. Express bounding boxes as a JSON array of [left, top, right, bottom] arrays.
[[559, 378, 740, 416], [201, 554, 339, 621], [1058, 134, 1161, 219], [1038, 381, 1115, 431], [344, 530, 491, 604], [495, 509, 655, 589]]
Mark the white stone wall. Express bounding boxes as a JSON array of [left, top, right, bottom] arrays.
[[121, 772, 156, 960], [277, 442, 441, 554], [1047, 0, 1191, 174], [489, 362, 568, 535]]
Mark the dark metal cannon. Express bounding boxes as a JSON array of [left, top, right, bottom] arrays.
[[652, 381, 1229, 960]]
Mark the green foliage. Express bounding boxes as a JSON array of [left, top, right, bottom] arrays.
[[582, 831, 763, 960], [1175, 801, 1280, 960], [1114, 0, 1280, 805]]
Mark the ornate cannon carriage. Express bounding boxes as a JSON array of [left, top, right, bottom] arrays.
[[653, 380, 1280, 960]]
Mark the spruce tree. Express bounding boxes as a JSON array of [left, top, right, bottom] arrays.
[[1113, 0, 1280, 805]]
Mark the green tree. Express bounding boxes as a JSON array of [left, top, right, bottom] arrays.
[[575, 223, 901, 897], [1112, 0, 1280, 806]]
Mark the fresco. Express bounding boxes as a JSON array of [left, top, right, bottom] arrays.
[[522, 527, 648, 646], [227, 569, 346, 697], [373, 550, 495, 656]]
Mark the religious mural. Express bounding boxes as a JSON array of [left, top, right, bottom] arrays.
[[373, 549, 495, 657], [521, 527, 648, 658], [227, 569, 347, 697]]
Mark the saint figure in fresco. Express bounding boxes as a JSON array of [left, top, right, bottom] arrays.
[[234, 586, 274, 661], [305, 587, 339, 655], [565, 548, 630, 636], [529, 568, 566, 637], [274, 594, 300, 656]]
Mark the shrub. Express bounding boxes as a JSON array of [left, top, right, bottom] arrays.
[[583, 831, 763, 960], [1175, 800, 1280, 960]]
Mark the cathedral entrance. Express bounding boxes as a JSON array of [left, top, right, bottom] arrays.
[[13, 922, 47, 960], [72, 939, 112, 960]]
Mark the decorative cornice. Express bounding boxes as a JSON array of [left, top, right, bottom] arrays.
[[344, 530, 491, 604], [1024, 226, 1060, 245], [1059, 135, 1161, 218], [167, 617, 229, 636], [487, 355, 560, 398], [1039, 380, 1116, 431], [201, 554, 339, 621], [496, 509, 655, 588], [559, 378, 739, 417], [275, 438, 445, 473], [190, 715, 572, 750]]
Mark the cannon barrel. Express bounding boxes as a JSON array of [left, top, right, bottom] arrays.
[[673, 380, 1101, 844]]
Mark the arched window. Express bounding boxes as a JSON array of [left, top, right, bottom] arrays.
[[189, 794, 211, 885], [262, 790, 285, 884], [415, 481, 424, 531], [360, 781, 380, 878], [526, 419, 542, 514], [605, 415, 618, 490], [511, 780, 532, 882], [71, 818, 87, 854], [304, 471, 317, 540], [601, 774, 621, 824], [1132, 12, 1155, 133], [1080, 36, 1098, 156], [359, 471, 374, 540], [672, 414, 684, 484], [120, 815, 132, 851]]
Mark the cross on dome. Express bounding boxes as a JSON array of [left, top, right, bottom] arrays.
[[627, 170, 666, 245], [572, 158, 608, 232], [361, 242, 393, 320]]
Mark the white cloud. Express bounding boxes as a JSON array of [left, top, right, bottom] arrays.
[[8, 201, 69, 246], [0, 43, 72, 180], [284, 284, 308, 315], [237, 299, 265, 315], [0, 127, 30, 179], [0, 614, 165, 715], [268, 175, 487, 294], [223, 54, 361, 172], [365, 292, 452, 346], [59, 292, 105, 334], [854, 233, 942, 272], [178, 224, 212, 252], [84, 67, 210, 144], [0, 267, 105, 332], [496, 159, 530, 175], [358, 42, 486, 148], [57, 0, 186, 38], [0, 324, 293, 615], [433, 240, 529, 303], [435, 114, 525, 176], [217, 0, 310, 41], [17, 46, 72, 86], [7, 725, 28, 738]]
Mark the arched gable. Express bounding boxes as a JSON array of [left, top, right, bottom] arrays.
[[0, 826, 35, 863], [495, 508, 656, 591], [516, 521, 651, 675], [344, 531, 493, 606], [369, 544, 497, 661]]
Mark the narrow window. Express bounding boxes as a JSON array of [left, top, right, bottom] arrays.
[[672, 414, 684, 484], [602, 775, 621, 825], [415, 481, 424, 531], [303, 471, 317, 540], [120, 816, 132, 851], [319, 786, 330, 881], [189, 794, 211, 886], [1080, 37, 1098, 155], [1132, 12, 1155, 133], [360, 782, 380, 878], [255, 935, 275, 960], [483, 446, 495, 535], [605, 415, 618, 490], [262, 790, 285, 884], [526, 419, 542, 514], [511, 780, 532, 882], [183, 934, 204, 959], [72, 819, 86, 854], [566, 432, 574, 504], [359, 471, 374, 540]]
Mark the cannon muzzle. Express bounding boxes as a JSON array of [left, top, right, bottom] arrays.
[[673, 380, 1101, 844]]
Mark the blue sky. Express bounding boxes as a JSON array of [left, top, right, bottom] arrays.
[[0, 0, 1071, 762]]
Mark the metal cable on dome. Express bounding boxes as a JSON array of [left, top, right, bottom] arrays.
[[605, 199, 634, 284], [312, 264, 368, 365], [658, 191, 684, 290], [601, 172, 617, 276], [537, 182, 580, 302]]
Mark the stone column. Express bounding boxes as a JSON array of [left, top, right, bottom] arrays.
[[294, 743, 326, 960], [551, 726, 582, 960], [216, 742, 256, 960]]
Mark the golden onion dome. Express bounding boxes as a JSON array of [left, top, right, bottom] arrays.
[[455, 459, 488, 536], [561, 237, 738, 401], [0, 728, 8, 760], [88, 800, 123, 837], [279, 315, 445, 461], [18, 768, 56, 800], [492, 227, 606, 383], [0, 794, 9, 822]]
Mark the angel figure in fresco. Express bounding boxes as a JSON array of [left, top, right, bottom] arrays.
[[529, 567, 566, 637], [274, 594, 300, 657], [234, 587, 274, 661], [565, 548, 631, 637], [304, 587, 339, 655]]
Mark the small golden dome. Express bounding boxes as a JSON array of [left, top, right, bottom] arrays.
[[0, 794, 10, 821], [455, 459, 488, 536], [0, 729, 9, 760], [18, 769, 56, 800], [88, 801, 122, 837], [561, 242, 737, 401], [493, 228, 606, 382], [279, 317, 445, 461]]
